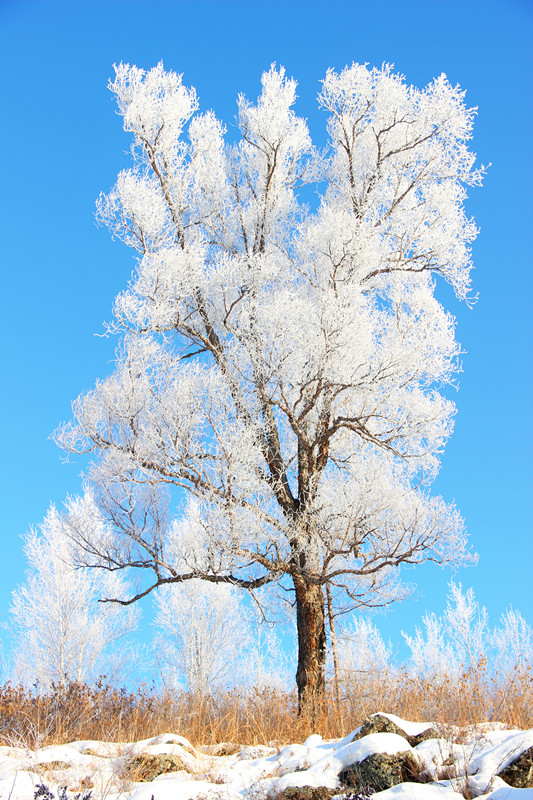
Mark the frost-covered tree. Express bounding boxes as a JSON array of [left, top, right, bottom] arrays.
[[153, 574, 292, 696], [11, 495, 139, 688], [153, 579, 253, 696], [492, 607, 533, 674], [335, 617, 396, 706], [0, 635, 7, 684], [402, 609, 461, 682], [403, 581, 533, 681], [56, 62, 483, 715], [443, 580, 488, 671], [252, 624, 293, 692], [339, 617, 395, 682]]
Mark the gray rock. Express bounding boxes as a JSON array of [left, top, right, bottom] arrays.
[[497, 746, 533, 788], [121, 753, 189, 782], [274, 787, 338, 800], [352, 714, 435, 747], [339, 751, 422, 792]]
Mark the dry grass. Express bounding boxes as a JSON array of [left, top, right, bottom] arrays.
[[0, 664, 530, 749], [337, 661, 533, 732]]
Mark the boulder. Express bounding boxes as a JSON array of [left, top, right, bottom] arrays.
[[497, 746, 533, 788], [274, 787, 338, 800], [121, 753, 189, 782], [408, 727, 437, 747], [352, 714, 435, 747], [339, 751, 422, 793]]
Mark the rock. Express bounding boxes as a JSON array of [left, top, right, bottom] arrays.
[[121, 753, 189, 782], [352, 714, 435, 747], [203, 742, 242, 756], [274, 787, 338, 800], [339, 751, 422, 792], [497, 746, 533, 788], [409, 727, 437, 746]]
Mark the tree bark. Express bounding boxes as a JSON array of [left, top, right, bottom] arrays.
[[293, 575, 327, 719]]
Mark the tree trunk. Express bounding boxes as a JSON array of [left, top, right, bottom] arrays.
[[326, 582, 341, 708], [293, 575, 327, 719]]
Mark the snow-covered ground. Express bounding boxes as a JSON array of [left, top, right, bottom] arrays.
[[1, 713, 531, 800]]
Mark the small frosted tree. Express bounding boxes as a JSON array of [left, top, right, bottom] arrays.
[[492, 607, 533, 674], [11, 495, 139, 688], [153, 578, 253, 696], [443, 580, 488, 671], [402, 609, 460, 682], [0, 635, 7, 684], [402, 581, 533, 683], [336, 617, 397, 708], [339, 617, 394, 680], [57, 62, 483, 716], [402, 581, 487, 681]]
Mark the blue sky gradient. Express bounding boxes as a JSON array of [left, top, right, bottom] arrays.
[[0, 0, 531, 660]]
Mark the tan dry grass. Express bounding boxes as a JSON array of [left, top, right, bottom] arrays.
[[0, 664, 531, 749]]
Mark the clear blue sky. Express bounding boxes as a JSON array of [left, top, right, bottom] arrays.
[[0, 0, 531, 662]]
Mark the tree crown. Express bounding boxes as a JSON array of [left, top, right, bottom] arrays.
[[56, 62, 482, 612]]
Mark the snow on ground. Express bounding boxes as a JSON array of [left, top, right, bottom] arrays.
[[0, 714, 531, 800]]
